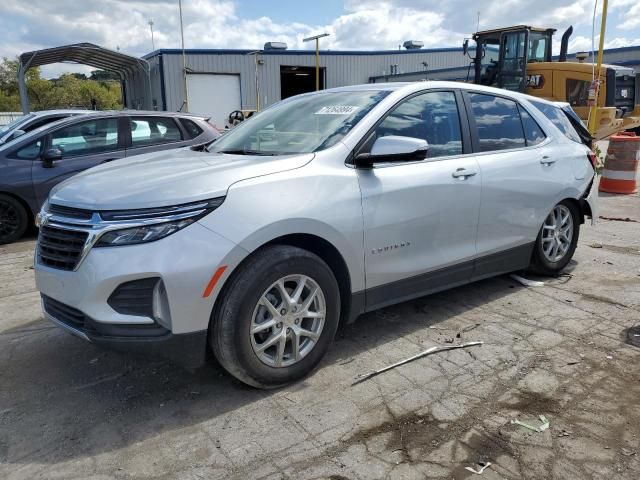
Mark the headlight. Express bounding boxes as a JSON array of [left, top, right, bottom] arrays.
[[95, 197, 224, 247]]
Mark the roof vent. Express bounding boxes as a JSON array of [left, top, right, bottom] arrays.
[[575, 52, 589, 63], [403, 40, 424, 50], [264, 42, 288, 51]]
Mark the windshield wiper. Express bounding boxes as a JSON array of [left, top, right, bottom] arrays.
[[216, 149, 277, 156]]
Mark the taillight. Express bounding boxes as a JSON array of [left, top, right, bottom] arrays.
[[587, 151, 598, 169]]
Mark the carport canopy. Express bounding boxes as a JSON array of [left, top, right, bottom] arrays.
[[18, 42, 151, 113]]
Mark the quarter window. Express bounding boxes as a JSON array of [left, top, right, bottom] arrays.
[[180, 118, 204, 139], [518, 106, 546, 146], [130, 117, 183, 146], [530, 101, 582, 144], [469, 93, 526, 152], [373, 91, 463, 158], [51, 119, 120, 157], [14, 139, 43, 160]]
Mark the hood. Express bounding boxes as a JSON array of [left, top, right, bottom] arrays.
[[49, 147, 314, 210]]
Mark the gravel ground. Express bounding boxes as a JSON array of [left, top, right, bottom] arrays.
[[1, 181, 639, 480]]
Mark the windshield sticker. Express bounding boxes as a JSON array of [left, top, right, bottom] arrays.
[[315, 105, 359, 115]]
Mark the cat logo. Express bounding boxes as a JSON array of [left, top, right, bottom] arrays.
[[526, 74, 545, 89]]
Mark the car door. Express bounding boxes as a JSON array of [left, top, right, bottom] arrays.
[[31, 117, 125, 207], [124, 116, 191, 157], [356, 90, 482, 310], [463, 91, 567, 278]]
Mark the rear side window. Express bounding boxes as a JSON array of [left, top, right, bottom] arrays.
[[130, 117, 183, 147], [181, 118, 204, 139], [373, 90, 463, 158], [518, 106, 546, 146], [469, 93, 526, 152], [530, 101, 582, 143]]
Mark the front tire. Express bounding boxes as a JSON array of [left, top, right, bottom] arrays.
[[0, 194, 28, 245], [530, 200, 580, 275], [211, 245, 340, 389]]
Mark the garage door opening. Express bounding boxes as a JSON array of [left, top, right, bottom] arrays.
[[186, 73, 241, 130], [280, 66, 325, 100]]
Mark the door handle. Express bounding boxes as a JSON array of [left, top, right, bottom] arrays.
[[540, 156, 556, 166], [452, 168, 477, 179]]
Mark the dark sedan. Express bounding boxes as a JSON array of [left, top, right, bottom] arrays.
[[0, 110, 219, 244]]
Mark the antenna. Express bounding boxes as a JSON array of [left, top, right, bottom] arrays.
[[476, 11, 480, 32]]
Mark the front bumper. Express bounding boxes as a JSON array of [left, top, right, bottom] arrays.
[[35, 221, 246, 366], [42, 294, 209, 368]]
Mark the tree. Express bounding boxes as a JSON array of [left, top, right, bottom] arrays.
[[0, 57, 123, 111]]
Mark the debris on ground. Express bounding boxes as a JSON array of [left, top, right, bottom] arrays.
[[352, 341, 483, 385], [511, 415, 550, 433], [456, 323, 481, 338], [558, 429, 572, 437], [599, 216, 638, 223], [590, 243, 603, 248], [464, 461, 492, 475], [510, 274, 545, 287], [621, 448, 637, 457], [566, 360, 581, 365]]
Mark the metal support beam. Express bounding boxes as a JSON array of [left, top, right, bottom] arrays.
[[17, 54, 35, 114]]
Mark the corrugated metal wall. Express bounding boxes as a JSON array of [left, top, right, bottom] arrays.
[[147, 48, 473, 113], [144, 46, 640, 114]]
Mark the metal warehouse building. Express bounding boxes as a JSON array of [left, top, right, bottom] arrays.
[[143, 46, 486, 128]]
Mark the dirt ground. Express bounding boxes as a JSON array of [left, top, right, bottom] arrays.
[[1, 183, 639, 480]]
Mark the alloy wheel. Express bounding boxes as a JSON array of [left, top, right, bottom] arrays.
[[0, 200, 20, 241], [250, 274, 326, 368], [541, 204, 573, 262]]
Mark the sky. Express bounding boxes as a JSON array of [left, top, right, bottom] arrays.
[[1, 0, 639, 78]]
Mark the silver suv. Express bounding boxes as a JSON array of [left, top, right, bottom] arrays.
[[34, 82, 597, 388]]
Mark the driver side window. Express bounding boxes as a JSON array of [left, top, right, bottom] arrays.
[[371, 91, 463, 158], [50, 118, 120, 158]]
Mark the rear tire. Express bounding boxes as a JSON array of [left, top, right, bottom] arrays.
[[529, 200, 580, 275], [0, 194, 28, 245], [211, 245, 340, 389]]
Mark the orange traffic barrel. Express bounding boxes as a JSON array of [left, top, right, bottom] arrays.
[[599, 132, 640, 194]]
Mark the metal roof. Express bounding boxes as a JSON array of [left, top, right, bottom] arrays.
[[19, 42, 149, 76]]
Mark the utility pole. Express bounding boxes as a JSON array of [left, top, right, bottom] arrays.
[[303, 33, 330, 91], [588, 0, 608, 135], [178, 0, 189, 111], [148, 19, 155, 51]]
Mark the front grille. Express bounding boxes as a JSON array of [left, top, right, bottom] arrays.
[[38, 225, 88, 271], [42, 294, 86, 329], [48, 203, 93, 220], [107, 278, 159, 318]]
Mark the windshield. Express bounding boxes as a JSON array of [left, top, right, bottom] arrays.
[[210, 90, 390, 155], [0, 114, 32, 137]]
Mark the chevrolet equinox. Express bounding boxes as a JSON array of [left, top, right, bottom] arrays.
[[34, 82, 597, 388]]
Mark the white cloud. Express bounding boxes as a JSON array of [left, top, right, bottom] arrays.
[[0, 0, 638, 79]]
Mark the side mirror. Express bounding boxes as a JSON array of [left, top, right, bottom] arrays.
[[42, 148, 62, 168], [10, 129, 26, 141], [355, 136, 428, 168], [463, 39, 469, 56]]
